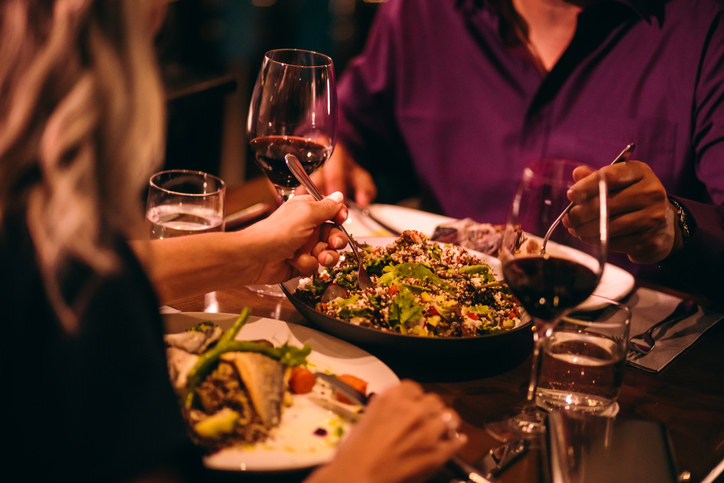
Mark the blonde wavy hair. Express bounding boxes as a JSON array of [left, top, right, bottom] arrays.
[[0, 0, 165, 330]]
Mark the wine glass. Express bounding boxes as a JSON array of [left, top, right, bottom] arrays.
[[485, 158, 608, 441], [245, 48, 337, 296]]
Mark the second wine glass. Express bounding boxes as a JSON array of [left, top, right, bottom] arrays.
[[245, 48, 337, 296], [486, 158, 609, 441]]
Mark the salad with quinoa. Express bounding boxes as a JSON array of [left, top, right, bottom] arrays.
[[294, 231, 523, 338]]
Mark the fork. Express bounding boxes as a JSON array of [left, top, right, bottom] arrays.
[[628, 299, 698, 355], [284, 154, 374, 290], [541, 142, 635, 254]]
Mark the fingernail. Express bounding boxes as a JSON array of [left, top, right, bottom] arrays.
[[567, 188, 579, 203], [327, 191, 344, 203], [332, 235, 347, 249]]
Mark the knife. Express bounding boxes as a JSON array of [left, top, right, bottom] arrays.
[[314, 372, 370, 405], [347, 200, 403, 236], [477, 439, 529, 477], [223, 202, 273, 231], [315, 372, 499, 483]]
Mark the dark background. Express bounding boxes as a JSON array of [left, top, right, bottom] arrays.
[[155, 0, 381, 186]]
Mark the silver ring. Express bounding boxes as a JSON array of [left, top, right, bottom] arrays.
[[441, 410, 460, 439]]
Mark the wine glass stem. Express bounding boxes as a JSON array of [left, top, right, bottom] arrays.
[[527, 327, 542, 402], [277, 188, 296, 203], [526, 320, 552, 403]]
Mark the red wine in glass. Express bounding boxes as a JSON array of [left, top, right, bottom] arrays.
[[503, 256, 600, 321], [249, 135, 332, 192]]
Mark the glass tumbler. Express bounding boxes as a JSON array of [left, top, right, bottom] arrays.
[[536, 295, 631, 415], [146, 169, 226, 239]]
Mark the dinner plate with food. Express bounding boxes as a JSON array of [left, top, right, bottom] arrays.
[[163, 310, 398, 472]]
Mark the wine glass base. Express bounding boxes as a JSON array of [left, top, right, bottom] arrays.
[[245, 284, 286, 297], [484, 406, 548, 443]]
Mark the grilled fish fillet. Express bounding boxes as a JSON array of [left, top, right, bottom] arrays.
[[220, 352, 285, 428]]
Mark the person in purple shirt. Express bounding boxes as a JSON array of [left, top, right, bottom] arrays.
[[317, 0, 724, 300]]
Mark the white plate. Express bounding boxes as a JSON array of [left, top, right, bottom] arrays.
[[344, 203, 453, 238], [163, 312, 399, 472], [585, 263, 635, 310], [345, 206, 635, 309]]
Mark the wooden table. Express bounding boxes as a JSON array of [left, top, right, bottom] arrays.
[[169, 177, 724, 482]]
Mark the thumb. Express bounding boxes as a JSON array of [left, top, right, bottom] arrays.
[[313, 191, 348, 225]]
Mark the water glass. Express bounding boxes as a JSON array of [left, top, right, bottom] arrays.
[[536, 296, 631, 414], [146, 169, 225, 239]]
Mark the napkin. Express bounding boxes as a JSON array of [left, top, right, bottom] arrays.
[[625, 287, 722, 373]]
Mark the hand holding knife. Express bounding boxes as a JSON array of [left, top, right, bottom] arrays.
[[315, 372, 527, 483]]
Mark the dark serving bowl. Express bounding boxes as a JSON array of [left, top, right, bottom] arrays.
[[280, 279, 533, 377]]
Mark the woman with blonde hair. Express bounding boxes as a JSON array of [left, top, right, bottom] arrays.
[[0, 1, 465, 481]]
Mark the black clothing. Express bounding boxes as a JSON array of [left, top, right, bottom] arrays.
[[1, 215, 202, 482]]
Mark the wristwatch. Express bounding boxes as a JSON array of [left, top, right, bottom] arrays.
[[668, 196, 696, 245]]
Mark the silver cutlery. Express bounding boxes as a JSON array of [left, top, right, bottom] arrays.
[[315, 372, 499, 483], [347, 199, 403, 236], [629, 299, 698, 355], [223, 202, 272, 231], [476, 438, 529, 477], [285, 153, 374, 290], [541, 142, 635, 254], [314, 372, 370, 405], [448, 457, 499, 483]]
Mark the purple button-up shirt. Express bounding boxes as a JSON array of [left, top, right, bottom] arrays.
[[337, 0, 724, 297]]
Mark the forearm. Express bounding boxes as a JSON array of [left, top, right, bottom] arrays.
[[131, 232, 266, 303]]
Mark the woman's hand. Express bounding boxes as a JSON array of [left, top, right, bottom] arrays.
[[238, 192, 349, 284], [564, 161, 678, 264], [139, 192, 349, 301], [307, 380, 467, 483]]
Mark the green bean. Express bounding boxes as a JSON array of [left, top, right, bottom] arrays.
[[217, 307, 251, 347]]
